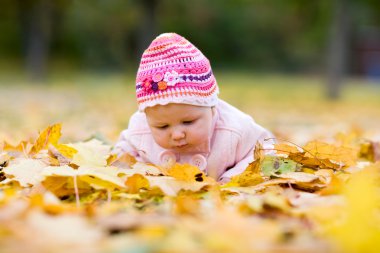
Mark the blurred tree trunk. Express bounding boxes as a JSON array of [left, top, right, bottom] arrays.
[[137, 0, 158, 57], [326, 0, 350, 99], [18, 0, 54, 81]]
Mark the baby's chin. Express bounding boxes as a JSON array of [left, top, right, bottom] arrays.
[[159, 141, 207, 153], [161, 143, 195, 153], [172, 144, 191, 152]]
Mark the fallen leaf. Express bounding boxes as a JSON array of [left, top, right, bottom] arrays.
[[166, 163, 209, 183], [261, 156, 299, 177], [67, 139, 110, 167], [30, 123, 62, 155], [224, 145, 265, 187], [125, 174, 150, 193], [303, 141, 357, 168], [2, 158, 47, 187]]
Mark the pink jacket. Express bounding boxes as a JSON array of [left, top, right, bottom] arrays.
[[113, 99, 274, 181]]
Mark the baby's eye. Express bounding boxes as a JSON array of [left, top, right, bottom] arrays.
[[156, 125, 168, 129], [183, 120, 194, 125]]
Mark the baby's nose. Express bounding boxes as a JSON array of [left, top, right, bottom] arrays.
[[172, 129, 185, 140]]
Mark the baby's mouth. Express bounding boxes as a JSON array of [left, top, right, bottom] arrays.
[[175, 143, 188, 149]]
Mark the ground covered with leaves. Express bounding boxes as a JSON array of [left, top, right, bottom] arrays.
[[1, 122, 380, 253], [1, 73, 380, 252]]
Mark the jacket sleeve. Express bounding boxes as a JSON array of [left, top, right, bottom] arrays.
[[112, 129, 139, 157], [112, 111, 145, 158], [218, 122, 275, 182]]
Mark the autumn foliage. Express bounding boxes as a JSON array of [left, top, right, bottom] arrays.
[[1, 123, 380, 252]]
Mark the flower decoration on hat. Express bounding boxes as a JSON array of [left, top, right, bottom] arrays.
[[152, 72, 164, 82], [164, 70, 180, 86], [142, 78, 153, 92], [158, 81, 167, 90], [140, 70, 181, 93]]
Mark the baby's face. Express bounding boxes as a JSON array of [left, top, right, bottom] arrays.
[[145, 103, 214, 153]]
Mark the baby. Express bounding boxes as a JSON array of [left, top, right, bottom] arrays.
[[114, 33, 274, 182]]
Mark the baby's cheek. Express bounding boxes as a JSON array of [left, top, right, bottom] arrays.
[[152, 131, 168, 147], [193, 128, 210, 143]]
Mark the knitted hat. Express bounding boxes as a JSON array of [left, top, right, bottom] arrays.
[[135, 33, 219, 111]]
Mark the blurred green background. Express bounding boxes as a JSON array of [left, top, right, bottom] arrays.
[[1, 0, 380, 144]]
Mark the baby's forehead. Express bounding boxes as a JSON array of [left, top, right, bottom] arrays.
[[145, 103, 211, 120]]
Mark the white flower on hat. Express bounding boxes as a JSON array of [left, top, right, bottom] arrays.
[[164, 70, 180, 86]]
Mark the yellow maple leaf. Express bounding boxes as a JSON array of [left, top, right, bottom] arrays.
[[225, 166, 264, 187], [2, 158, 47, 187], [67, 139, 110, 167], [43, 165, 126, 189], [303, 141, 357, 168], [166, 163, 208, 182], [55, 144, 78, 159], [224, 143, 265, 187], [125, 174, 150, 193], [30, 123, 62, 155]]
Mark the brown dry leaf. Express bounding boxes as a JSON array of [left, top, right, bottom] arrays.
[[30, 123, 62, 155], [125, 174, 150, 193]]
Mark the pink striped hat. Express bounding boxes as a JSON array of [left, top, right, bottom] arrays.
[[135, 33, 219, 111]]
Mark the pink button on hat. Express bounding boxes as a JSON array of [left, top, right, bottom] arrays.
[[135, 33, 219, 111]]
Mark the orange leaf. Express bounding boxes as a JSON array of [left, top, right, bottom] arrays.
[[125, 174, 150, 193], [303, 141, 357, 168], [274, 143, 302, 156]]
